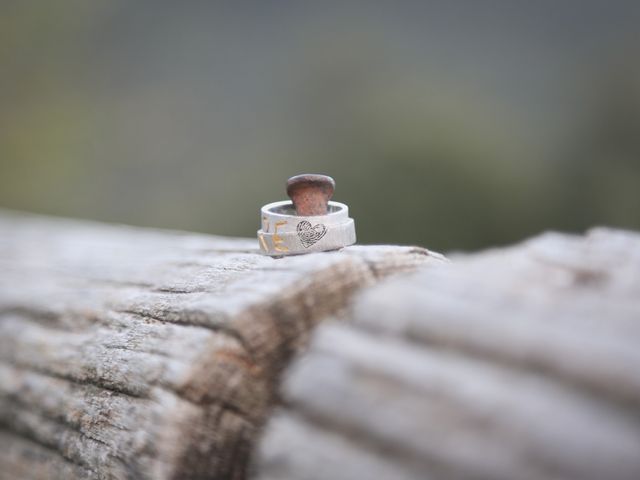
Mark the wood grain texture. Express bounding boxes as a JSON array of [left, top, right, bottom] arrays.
[[252, 228, 640, 480], [0, 211, 444, 480]]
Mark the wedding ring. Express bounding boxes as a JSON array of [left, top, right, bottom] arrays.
[[257, 175, 356, 256]]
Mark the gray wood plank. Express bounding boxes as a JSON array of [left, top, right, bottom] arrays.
[[252, 228, 640, 480], [0, 210, 441, 480]]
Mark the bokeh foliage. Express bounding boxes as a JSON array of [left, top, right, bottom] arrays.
[[1, 1, 639, 251]]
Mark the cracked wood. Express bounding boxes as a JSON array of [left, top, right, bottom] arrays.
[[252, 228, 640, 480], [0, 211, 443, 480]]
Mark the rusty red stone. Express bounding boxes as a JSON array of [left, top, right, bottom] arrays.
[[286, 174, 335, 216]]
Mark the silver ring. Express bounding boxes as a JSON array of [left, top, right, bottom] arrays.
[[258, 200, 356, 256]]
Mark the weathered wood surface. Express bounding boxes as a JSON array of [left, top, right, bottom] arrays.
[[0, 211, 444, 480], [252, 228, 640, 480]]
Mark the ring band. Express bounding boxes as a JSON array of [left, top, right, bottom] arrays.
[[258, 200, 356, 256]]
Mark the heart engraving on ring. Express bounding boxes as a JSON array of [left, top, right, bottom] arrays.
[[297, 220, 327, 248]]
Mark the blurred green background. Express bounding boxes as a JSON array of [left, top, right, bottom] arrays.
[[1, 1, 639, 251]]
